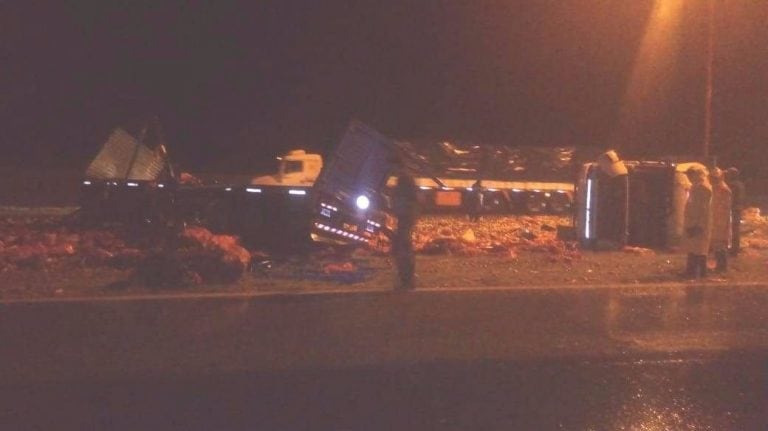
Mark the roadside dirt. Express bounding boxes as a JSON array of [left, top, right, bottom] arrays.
[[0, 208, 766, 299]]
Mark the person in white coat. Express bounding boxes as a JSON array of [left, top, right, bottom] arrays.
[[681, 166, 712, 279], [709, 168, 732, 272]]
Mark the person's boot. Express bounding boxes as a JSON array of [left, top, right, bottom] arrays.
[[401, 264, 415, 290], [396, 275, 415, 291], [696, 255, 708, 279], [715, 250, 728, 273], [681, 253, 696, 279]]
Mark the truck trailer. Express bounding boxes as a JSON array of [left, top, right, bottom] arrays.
[[388, 142, 579, 215], [252, 142, 582, 216], [79, 120, 401, 250]]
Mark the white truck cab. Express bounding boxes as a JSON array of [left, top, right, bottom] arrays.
[[251, 149, 323, 186]]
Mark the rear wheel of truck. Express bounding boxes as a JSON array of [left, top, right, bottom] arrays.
[[202, 199, 234, 233], [547, 193, 572, 214], [524, 193, 548, 214], [482, 192, 510, 214]]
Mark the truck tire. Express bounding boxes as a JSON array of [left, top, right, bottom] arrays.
[[201, 199, 233, 233], [482, 191, 513, 214], [547, 193, 572, 214], [238, 207, 267, 246], [524, 193, 547, 214]]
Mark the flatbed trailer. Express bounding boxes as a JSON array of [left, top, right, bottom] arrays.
[[387, 176, 575, 215], [78, 121, 394, 250]]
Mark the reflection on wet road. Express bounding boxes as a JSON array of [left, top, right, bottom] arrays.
[[604, 284, 768, 355], [5, 354, 766, 430], [2, 283, 768, 429], [594, 357, 765, 431]]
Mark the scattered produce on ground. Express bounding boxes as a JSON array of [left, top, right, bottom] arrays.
[[0, 208, 766, 299]]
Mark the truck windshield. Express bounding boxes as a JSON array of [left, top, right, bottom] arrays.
[[282, 160, 303, 174]]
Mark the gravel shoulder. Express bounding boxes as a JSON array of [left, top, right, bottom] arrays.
[[0, 211, 766, 300]]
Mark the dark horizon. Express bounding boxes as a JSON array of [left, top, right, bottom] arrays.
[[2, 1, 767, 176]]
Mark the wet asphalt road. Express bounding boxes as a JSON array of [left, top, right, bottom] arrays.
[[4, 354, 767, 430], [2, 283, 768, 429]]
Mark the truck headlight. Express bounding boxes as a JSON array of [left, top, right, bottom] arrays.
[[355, 195, 370, 210]]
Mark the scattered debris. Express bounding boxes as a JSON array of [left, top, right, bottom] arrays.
[[742, 208, 768, 250], [2, 207, 767, 291], [622, 246, 655, 255], [413, 215, 578, 261], [460, 228, 477, 243], [179, 172, 202, 186], [255, 256, 375, 284], [323, 262, 356, 274], [0, 214, 257, 287], [137, 226, 252, 287]]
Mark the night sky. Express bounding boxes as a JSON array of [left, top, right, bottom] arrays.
[[2, 1, 767, 176]]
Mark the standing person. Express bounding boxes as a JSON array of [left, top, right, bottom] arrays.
[[681, 166, 713, 279], [725, 167, 745, 256], [391, 164, 419, 290], [467, 180, 483, 222], [710, 168, 732, 272]]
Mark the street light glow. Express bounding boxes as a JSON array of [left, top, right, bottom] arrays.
[[654, 0, 682, 21], [613, 0, 685, 151]]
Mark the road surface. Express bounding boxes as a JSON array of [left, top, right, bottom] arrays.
[[2, 283, 767, 429]]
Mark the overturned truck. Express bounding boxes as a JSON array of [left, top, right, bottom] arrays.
[[575, 151, 708, 250]]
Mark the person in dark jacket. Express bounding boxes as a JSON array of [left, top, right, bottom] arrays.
[[467, 180, 483, 222], [391, 165, 419, 290], [725, 167, 745, 256]]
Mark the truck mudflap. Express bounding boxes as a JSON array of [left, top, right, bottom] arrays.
[[310, 121, 396, 245]]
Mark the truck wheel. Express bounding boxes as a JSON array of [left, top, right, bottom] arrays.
[[482, 192, 510, 214], [239, 208, 266, 246], [202, 200, 233, 233], [547, 193, 572, 214], [524, 193, 547, 214]]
